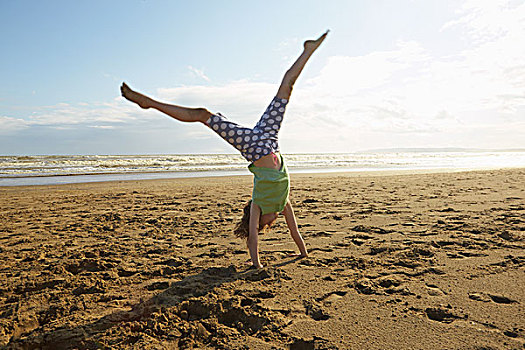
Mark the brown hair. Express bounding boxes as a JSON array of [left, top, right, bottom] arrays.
[[234, 200, 252, 239]]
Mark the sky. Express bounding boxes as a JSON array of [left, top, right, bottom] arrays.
[[1, 0, 524, 155]]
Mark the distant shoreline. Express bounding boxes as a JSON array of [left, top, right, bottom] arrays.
[[2, 151, 525, 187], [358, 147, 525, 153], [2, 165, 525, 188]]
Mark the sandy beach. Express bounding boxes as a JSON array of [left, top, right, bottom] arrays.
[[1, 168, 524, 349]]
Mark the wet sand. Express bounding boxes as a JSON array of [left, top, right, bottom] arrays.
[[1, 169, 524, 349]]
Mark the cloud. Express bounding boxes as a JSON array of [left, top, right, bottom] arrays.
[[437, 0, 525, 114], [307, 40, 429, 97], [157, 80, 277, 124], [1, 99, 153, 133], [286, 0, 525, 142], [3, 0, 524, 153], [442, 0, 525, 43], [275, 37, 301, 64], [90, 125, 115, 129], [0, 116, 29, 134], [103, 72, 121, 82], [29, 104, 130, 126], [187, 66, 210, 82]]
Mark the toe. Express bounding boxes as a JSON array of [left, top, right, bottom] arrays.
[[121, 83, 130, 96]]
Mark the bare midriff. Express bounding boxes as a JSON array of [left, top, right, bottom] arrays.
[[252, 152, 281, 170]]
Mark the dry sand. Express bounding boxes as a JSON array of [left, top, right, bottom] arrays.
[[0, 169, 524, 349]]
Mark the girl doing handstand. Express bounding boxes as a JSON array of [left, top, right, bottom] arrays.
[[121, 31, 329, 268]]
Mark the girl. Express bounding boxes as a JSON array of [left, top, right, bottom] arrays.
[[121, 31, 328, 268]]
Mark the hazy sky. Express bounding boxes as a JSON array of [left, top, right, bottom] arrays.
[[1, 0, 524, 155]]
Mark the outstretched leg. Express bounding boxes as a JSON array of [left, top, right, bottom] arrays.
[[120, 83, 212, 123], [276, 30, 329, 100]]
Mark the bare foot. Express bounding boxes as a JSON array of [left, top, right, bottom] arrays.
[[245, 260, 264, 269], [304, 30, 329, 52], [120, 82, 153, 109]]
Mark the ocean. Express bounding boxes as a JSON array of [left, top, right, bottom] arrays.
[[1, 151, 525, 186]]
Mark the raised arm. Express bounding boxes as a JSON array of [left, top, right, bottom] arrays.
[[282, 201, 308, 257], [248, 201, 263, 268]]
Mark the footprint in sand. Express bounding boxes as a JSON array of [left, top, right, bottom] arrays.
[[488, 294, 518, 304], [334, 241, 352, 248], [303, 300, 330, 321], [317, 290, 347, 304], [468, 293, 492, 302], [468, 292, 517, 304], [425, 284, 446, 296], [289, 337, 331, 350], [425, 306, 465, 323]]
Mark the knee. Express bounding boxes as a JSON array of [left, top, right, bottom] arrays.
[[195, 108, 213, 122], [281, 71, 297, 92], [284, 69, 298, 86], [287, 81, 295, 92], [277, 76, 294, 99]]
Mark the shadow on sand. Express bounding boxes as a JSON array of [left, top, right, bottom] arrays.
[[10, 258, 303, 349]]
